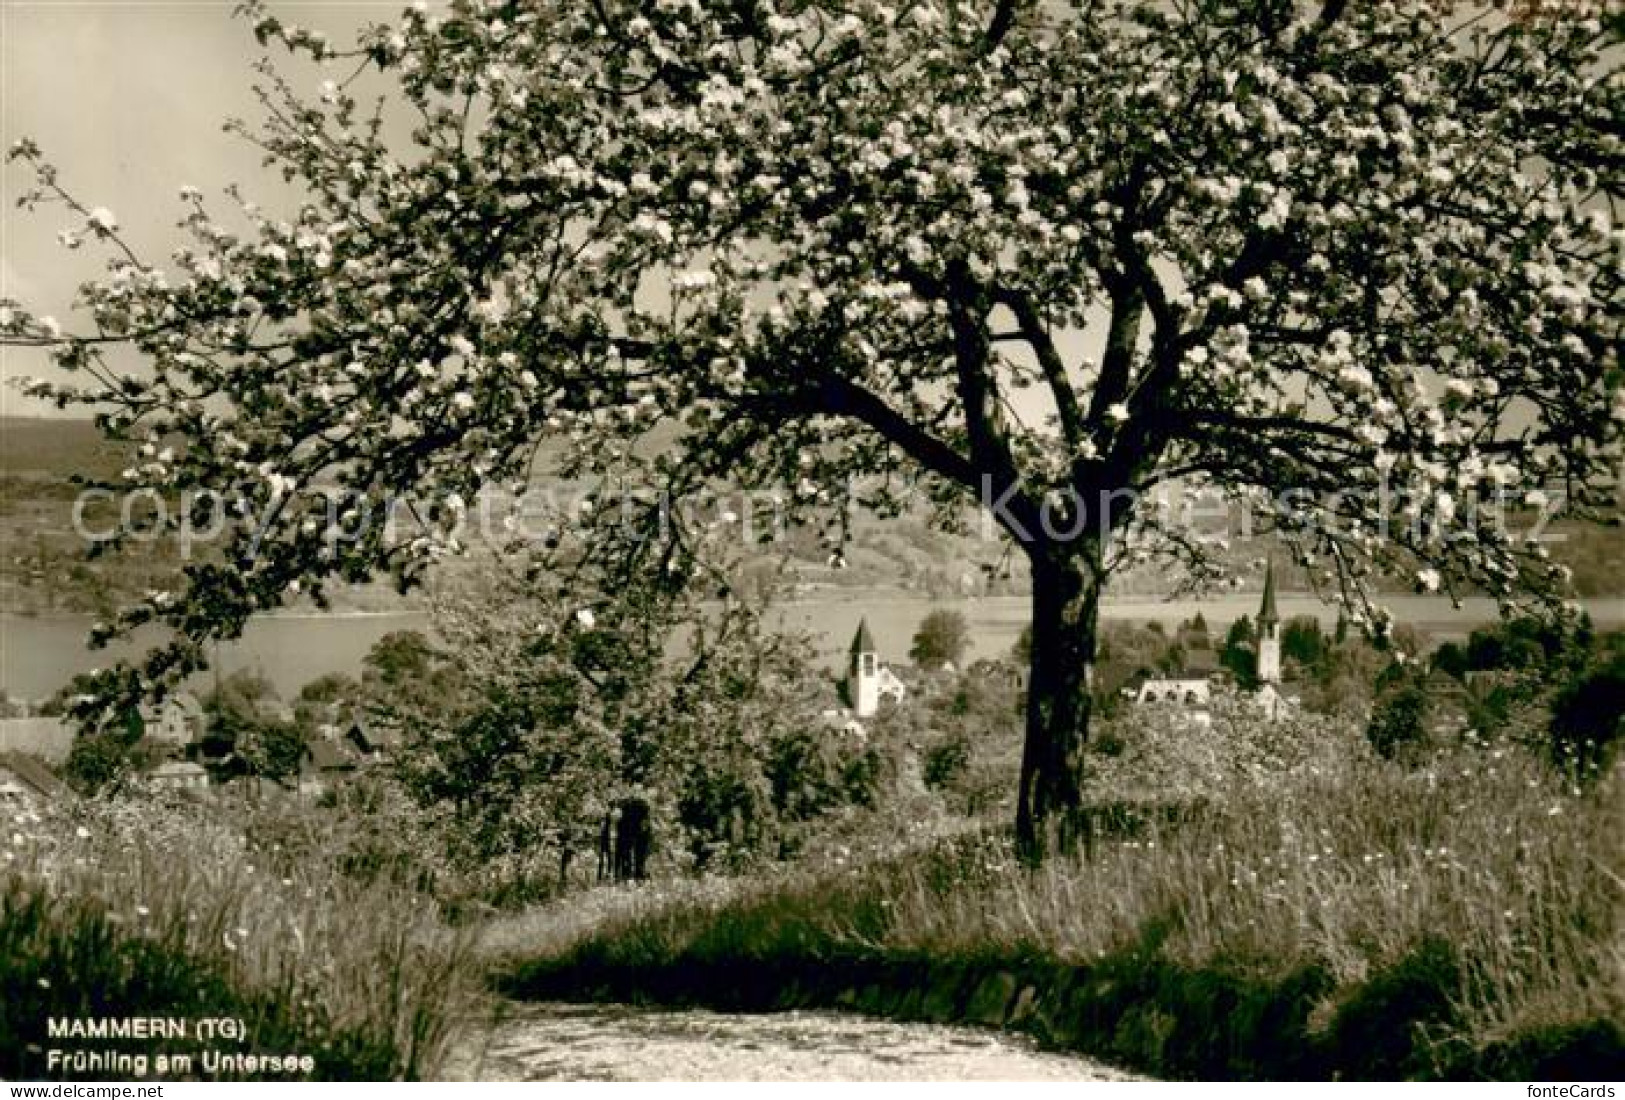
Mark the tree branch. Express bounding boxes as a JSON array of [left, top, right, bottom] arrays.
[[985, 0, 1018, 52], [995, 286, 1087, 448]]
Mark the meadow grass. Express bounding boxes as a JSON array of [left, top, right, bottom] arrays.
[[0, 794, 486, 1080], [496, 744, 1623, 1079]]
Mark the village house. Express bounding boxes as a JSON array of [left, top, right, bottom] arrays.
[[334, 716, 398, 760], [137, 693, 206, 750], [146, 759, 209, 792], [298, 738, 357, 797], [1132, 562, 1293, 724]]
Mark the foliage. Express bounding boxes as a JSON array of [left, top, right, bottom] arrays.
[[5, 0, 1618, 854], [62, 723, 146, 795], [1548, 648, 1625, 784], [1091, 693, 1369, 803], [1094, 621, 1176, 708], [1293, 640, 1385, 717], [915, 663, 1024, 817], [367, 545, 852, 884], [199, 670, 306, 783], [1281, 615, 1326, 669], [1220, 615, 1259, 688], [295, 671, 361, 727], [37, 672, 104, 718], [1467, 618, 1573, 675], [1367, 682, 1430, 762], [910, 608, 970, 670], [1431, 641, 1469, 680]]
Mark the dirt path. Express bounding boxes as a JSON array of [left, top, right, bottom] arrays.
[[447, 1002, 1139, 1081]]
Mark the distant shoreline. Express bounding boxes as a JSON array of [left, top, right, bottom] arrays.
[[0, 608, 428, 624], [7, 589, 1625, 622]]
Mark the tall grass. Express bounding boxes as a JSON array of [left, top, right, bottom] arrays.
[[497, 742, 1623, 1078], [1, 794, 486, 1080]]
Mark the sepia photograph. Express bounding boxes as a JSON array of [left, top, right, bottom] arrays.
[[0, 0, 1620, 1086]]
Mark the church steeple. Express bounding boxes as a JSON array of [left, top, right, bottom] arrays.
[[1257, 561, 1281, 684], [850, 617, 876, 657], [849, 618, 880, 717], [1258, 560, 1280, 629]]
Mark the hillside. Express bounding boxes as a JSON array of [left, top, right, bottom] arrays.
[[1, 417, 1619, 618]]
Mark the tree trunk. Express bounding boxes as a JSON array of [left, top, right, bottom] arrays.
[[1015, 545, 1102, 862], [612, 796, 652, 881]]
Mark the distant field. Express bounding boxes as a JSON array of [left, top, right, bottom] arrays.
[[0, 417, 131, 480]]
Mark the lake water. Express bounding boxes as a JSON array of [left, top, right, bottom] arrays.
[[4, 593, 1622, 702]]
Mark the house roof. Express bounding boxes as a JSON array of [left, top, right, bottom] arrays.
[[0, 718, 73, 764], [305, 740, 354, 771], [850, 617, 876, 656], [1142, 676, 1211, 689], [147, 760, 207, 778], [343, 717, 399, 753], [1424, 669, 1470, 705], [1258, 561, 1280, 627], [0, 752, 66, 798], [1179, 648, 1222, 675]]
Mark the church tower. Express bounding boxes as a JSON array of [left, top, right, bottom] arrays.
[[1257, 561, 1281, 685], [849, 618, 880, 717]]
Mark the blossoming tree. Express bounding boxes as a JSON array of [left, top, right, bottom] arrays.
[[4, 0, 1620, 856]]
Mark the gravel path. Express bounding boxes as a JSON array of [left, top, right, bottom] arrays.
[[448, 1002, 1139, 1081]]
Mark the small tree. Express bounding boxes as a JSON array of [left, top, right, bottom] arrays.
[[1282, 615, 1327, 670], [63, 723, 144, 794], [295, 671, 360, 729], [234, 718, 309, 784], [910, 608, 970, 670], [1431, 641, 1469, 681], [1221, 614, 1258, 686], [1367, 681, 1429, 762]]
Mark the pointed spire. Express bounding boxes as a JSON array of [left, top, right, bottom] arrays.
[[850, 617, 876, 656], [1258, 560, 1280, 628]]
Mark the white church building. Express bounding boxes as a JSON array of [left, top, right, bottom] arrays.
[[847, 618, 907, 718], [1134, 561, 1290, 722], [1251, 560, 1290, 719]]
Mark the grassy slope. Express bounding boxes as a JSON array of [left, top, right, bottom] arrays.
[[492, 743, 1624, 1081], [0, 793, 485, 1081]]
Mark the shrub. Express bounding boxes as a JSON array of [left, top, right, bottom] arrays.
[[922, 734, 971, 790], [1367, 685, 1428, 761], [1548, 658, 1625, 783]]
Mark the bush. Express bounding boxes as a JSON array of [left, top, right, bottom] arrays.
[[1367, 685, 1429, 761], [923, 735, 970, 789], [1326, 937, 1461, 1078], [1548, 658, 1625, 783]]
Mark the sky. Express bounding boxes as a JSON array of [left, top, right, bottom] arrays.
[[0, 0, 1099, 427], [0, 0, 409, 416]]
